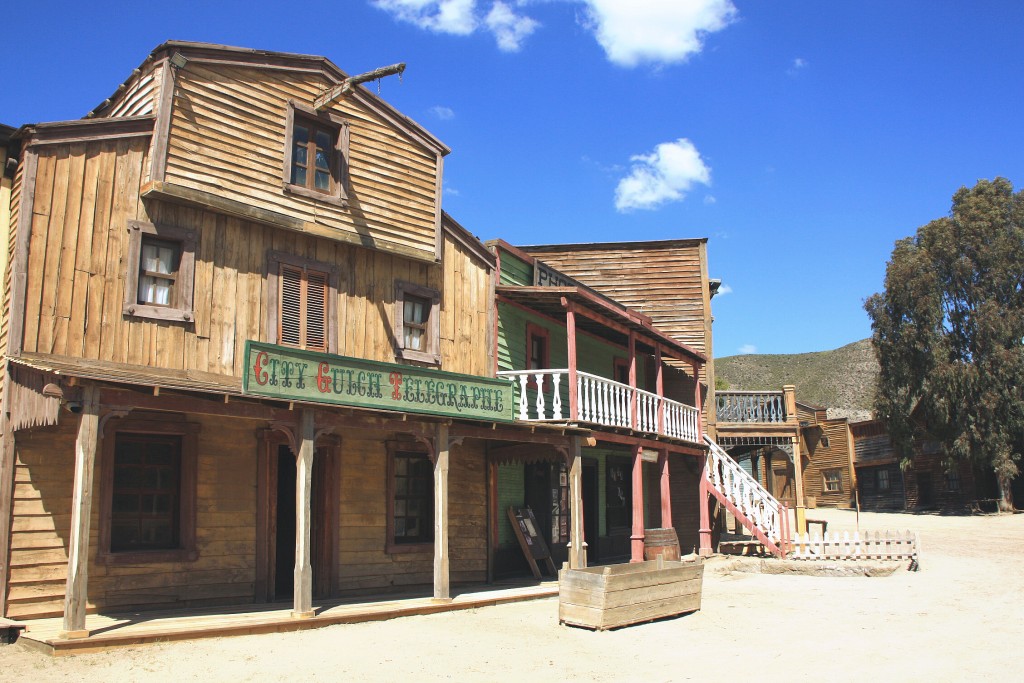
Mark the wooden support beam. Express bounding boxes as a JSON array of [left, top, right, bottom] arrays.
[[792, 434, 807, 535], [629, 331, 638, 430], [692, 360, 703, 442], [698, 464, 713, 557], [314, 63, 406, 111], [292, 409, 316, 619], [630, 443, 645, 563], [659, 449, 672, 529], [433, 423, 451, 601], [61, 385, 100, 638], [566, 302, 579, 421], [567, 436, 586, 569], [656, 347, 665, 434]]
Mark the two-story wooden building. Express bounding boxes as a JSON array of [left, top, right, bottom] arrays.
[[0, 41, 582, 641]]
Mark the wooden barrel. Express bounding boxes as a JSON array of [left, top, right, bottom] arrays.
[[643, 528, 680, 561]]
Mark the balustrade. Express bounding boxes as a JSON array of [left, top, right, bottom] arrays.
[[715, 391, 788, 424], [703, 436, 782, 543], [497, 369, 701, 444]]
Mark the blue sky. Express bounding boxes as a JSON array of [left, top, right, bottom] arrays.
[[3, 1, 1023, 357]]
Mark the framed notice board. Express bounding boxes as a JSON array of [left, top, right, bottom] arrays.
[[508, 506, 557, 579]]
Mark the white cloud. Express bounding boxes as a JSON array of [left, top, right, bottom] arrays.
[[373, 0, 538, 51], [614, 138, 711, 212], [581, 0, 738, 67], [486, 2, 540, 51], [430, 105, 456, 120], [716, 283, 732, 295], [703, 194, 716, 205], [787, 56, 808, 76], [738, 344, 757, 355]]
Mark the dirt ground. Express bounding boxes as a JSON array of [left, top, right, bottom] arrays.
[[5, 508, 1023, 682]]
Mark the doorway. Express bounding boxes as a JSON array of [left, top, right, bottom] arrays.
[[260, 443, 338, 602], [581, 458, 599, 565]]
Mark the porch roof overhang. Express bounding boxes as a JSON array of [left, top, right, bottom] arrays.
[[496, 285, 705, 364]]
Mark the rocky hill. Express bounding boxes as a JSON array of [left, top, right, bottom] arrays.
[[715, 338, 877, 422]]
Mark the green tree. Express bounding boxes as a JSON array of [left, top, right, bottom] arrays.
[[865, 178, 1024, 512]]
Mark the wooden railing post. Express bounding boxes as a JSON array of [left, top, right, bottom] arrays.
[[691, 361, 703, 442], [629, 331, 637, 430], [783, 384, 797, 423], [565, 300, 578, 421], [656, 346, 665, 435]]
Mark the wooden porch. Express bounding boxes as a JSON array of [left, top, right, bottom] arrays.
[[16, 580, 558, 655]]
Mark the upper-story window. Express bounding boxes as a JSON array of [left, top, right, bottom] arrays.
[[268, 251, 341, 354], [122, 220, 196, 323], [525, 323, 549, 390], [394, 281, 440, 365], [283, 101, 349, 206]]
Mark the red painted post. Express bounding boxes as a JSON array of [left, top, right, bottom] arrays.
[[629, 331, 638, 430], [691, 361, 703, 442], [659, 449, 672, 529], [698, 460, 713, 557], [566, 302, 578, 421], [655, 346, 665, 435], [630, 443, 645, 562]]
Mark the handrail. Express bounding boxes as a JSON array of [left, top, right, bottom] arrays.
[[703, 435, 783, 544], [715, 390, 787, 424]]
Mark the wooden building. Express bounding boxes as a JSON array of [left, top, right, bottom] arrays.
[[487, 241, 708, 567], [0, 41, 588, 638]]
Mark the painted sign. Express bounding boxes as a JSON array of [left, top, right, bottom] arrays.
[[242, 341, 514, 422], [533, 260, 580, 288]]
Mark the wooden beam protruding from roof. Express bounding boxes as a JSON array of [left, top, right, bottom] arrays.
[[314, 63, 406, 111]]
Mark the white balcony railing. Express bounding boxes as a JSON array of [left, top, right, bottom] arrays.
[[497, 369, 701, 444], [715, 390, 788, 424]]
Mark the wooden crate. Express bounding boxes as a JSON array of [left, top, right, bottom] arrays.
[[558, 557, 703, 631]]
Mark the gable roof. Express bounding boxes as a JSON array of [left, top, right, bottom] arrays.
[[86, 41, 450, 157]]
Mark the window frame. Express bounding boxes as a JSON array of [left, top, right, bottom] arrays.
[[822, 468, 843, 493], [122, 220, 197, 323], [394, 280, 441, 365], [877, 468, 891, 492], [945, 467, 961, 493], [98, 417, 200, 565], [267, 251, 341, 354], [385, 442, 434, 555], [282, 100, 350, 207], [613, 357, 631, 386], [525, 323, 551, 390]]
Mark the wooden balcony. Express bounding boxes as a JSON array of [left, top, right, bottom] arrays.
[[497, 369, 701, 444], [715, 390, 790, 424]]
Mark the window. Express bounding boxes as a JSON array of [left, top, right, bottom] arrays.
[[945, 468, 960, 492], [877, 468, 891, 491], [268, 251, 341, 353], [394, 281, 441, 364], [283, 101, 349, 206], [613, 358, 631, 385], [820, 435, 831, 448], [123, 220, 196, 322], [823, 469, 843, 493], [525, 323, 550, 390], [99, 418, 199, 564], [387, 445, 434, 552]]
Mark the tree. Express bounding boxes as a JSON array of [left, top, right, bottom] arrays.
[[865, 178, 1024, 512]]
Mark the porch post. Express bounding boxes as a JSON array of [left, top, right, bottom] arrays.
[[629, 331, 637, 430], [659, 449, 672, 529], [791, 435, 807, 535], [691, 360, 703, 442], [698, 460, 713, 557], [433, 422, 451, 601], [655, 346, 665, 434], [61, 385, 100, 638], [565, 301, 578, 421], [292, 409, 316, 618], [567, 436, 586, 569], [630, 443, 645, 562]]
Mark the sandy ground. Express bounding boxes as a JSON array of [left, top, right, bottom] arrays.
[[5, 508, 1023, 682]]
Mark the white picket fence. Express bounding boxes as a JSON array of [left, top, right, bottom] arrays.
[[787, 529, 919, 564]]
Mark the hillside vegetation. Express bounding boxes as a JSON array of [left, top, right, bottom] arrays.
[[715, 338, 877, 422]]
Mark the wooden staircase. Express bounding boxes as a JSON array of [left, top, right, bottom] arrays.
[[702, 436, 790, 558]]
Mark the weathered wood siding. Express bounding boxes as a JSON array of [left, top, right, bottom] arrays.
[[15, 137, 490, 379], [105, 65, 160, 118], [163, 63, 440, 260], [0, 151, 23, 357], [6, 415, 488, 618], [801, 420, 854, 508]]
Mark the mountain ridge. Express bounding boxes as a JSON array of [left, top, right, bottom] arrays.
[[715, 338, 877, 423]]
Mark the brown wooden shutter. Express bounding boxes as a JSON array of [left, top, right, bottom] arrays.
[[280, 264, 303, 347], [305, 270, 328, 352]]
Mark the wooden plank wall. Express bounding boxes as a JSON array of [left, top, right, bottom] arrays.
[[17, 138, 490, 379], [6, 416, 489, 618], [0, 156, 24, 358], [801, 420, 854, 508], [164, 63, 439, 259], [106, 67, 159, 118], [668, 455, 703, 554]]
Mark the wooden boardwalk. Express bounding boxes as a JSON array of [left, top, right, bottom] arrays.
[[18, 581, 558, 656]]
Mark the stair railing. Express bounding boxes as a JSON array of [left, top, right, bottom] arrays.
[[703, 435, 785, 552]]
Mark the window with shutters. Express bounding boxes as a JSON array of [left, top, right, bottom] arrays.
[[122, 220, 196, 323], [282, 101, 349, 207], [267, 252, 341, 354], [394, 281, 441, 365]]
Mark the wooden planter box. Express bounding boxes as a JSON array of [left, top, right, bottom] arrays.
[[558, 557, 703, 631]]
